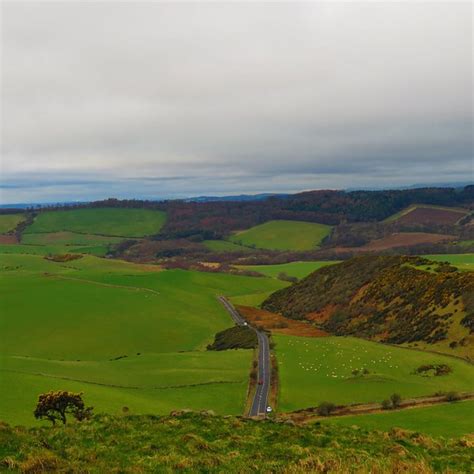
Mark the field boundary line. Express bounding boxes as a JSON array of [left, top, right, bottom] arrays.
[[279, 393, 474, 424], [0, 368, 241, 390], [44, 274, 161, 296]]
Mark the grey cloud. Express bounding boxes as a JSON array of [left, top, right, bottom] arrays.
[[1, 1, 472, 203]]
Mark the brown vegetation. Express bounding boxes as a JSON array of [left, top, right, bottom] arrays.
[[0, 234, 18, 244], [236, 305, 328, 337], [262, 256, 474, 358], [351, 232, 455, 252], [44, 254, 83, 262], [397, 207, 468, 225]]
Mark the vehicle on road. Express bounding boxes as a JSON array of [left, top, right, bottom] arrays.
[[266, 406, 272, 413], [258, 380, 263, 385]]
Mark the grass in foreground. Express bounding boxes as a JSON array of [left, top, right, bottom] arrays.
[[24, 208, 166, 237], [229, 220, 331, 251], [324, 400, 474, 438], [1, 413, 472, 473], [275, 335, 474, 412]]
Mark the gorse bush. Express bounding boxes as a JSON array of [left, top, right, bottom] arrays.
[[34, 391, 93, 425]]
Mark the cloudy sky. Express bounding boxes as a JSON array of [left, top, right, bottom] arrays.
[[1, 1, 472, 203]]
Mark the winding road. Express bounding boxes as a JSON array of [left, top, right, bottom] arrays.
[[218, 296, 271, 417]]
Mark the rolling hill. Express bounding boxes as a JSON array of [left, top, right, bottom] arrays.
[[24, 208, 166, 237], [262, 256, 474, 359], [228, 220, 332, 251], [0, 253, 285, 425]]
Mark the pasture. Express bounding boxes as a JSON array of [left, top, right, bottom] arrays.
[[0, 214, 25, 234], [238, 261, 339, 279], [274, 335, 474, 412], [0, 253, 285, 425], [24, 208, 166, 237], [229, 220, 331, 251], [424, 253, 474, 271], [324, 400, 474, 438]]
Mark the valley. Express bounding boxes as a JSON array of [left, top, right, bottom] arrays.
[[0, 188, 473, 472]]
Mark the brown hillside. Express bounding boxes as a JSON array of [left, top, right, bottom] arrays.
[[262, 256, 474, 360]]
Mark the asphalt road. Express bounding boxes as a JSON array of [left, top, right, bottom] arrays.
[[218, 296, 271, 417]]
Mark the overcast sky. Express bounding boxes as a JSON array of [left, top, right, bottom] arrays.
[[1, 1, 472, 203]]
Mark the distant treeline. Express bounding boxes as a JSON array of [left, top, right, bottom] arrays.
[[9, 186, 473, 240]]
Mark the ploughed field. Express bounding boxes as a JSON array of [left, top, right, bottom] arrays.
[[0, 253, 285, 425], [228, 220, 332, 251], [384, 204, 469, 225], [274, 334, 474, 412]]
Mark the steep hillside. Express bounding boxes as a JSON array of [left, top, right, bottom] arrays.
[[262, 256, 474, 359]]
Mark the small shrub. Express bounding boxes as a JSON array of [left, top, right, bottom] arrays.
[[317, 402, 337, 417], [277, 272, 298, 283], [381, 399, 392, 410], [445, 391, 461, 402], [390, 393, 402, 408]]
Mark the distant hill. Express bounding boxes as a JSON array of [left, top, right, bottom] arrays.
[[185, 193, 289, 202], [262, 256, 474, 360]]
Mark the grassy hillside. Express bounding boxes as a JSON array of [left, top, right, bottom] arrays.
[[1, 413, 472, 473], [263, 256, 474, 359], [0, 214, 25, 234], [229, 220, 331, 251], [275, 335, 474, 412], [0, 253, 285, 425], [24, 208, 166, 237], [325, 399, 474, 438], [424, 253, 474, 272]]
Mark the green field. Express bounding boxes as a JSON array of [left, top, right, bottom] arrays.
[[0, 243, 110, 257], [324, 400, 474, 438], [0, 253, 285, 425], [203, 239, 252, 253], [229, 220, 332, 251], [24, 208, 166, 237], [0, 214, 25, 233], [275, 335, 474, 412], [424, 253, 474, 271], [21, 231, 124, 246], [238, 260, 339, 279]]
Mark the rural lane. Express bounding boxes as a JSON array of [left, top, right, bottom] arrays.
[[218, 296, 271, 417]]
